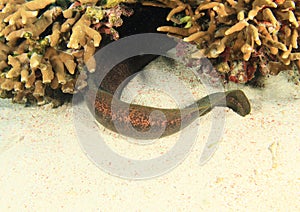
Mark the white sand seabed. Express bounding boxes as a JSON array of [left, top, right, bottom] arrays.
[[0, 57, 300, 210]]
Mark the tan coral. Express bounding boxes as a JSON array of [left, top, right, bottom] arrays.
[[260, 34, 287, 51], [241, 25, 255, 61], [39, 62, 55, 84], [25, 71, 36, 89], [1, 0, 62, 41], [50, 55, 66, 85], [59, 52, 77, 75], [291, 29, 298, 49], [167, 5, 186, 21], [0, 61, 8, 71], [62, 80, 76, 94], [68, 14, 102, 49], [84, 38, 97, 73], [1, 0, 300, 104], [61, 12, 81, 32], [20, 69, 29, 84], [149, 0, 300, 82], [263, 8, 278, 28], [184, 10, 215, 42], [50, 76, 59, 90], [289, 53, 300, 60], [30, 52, 43, 69], [44, 48, 76, 84], [13, 90, 26, 104], [49, 22, 61, 47], [157, 25, 198, 37], [14, 82, 24, 92], [225, 20, 249, 35], [6, 55, 21, 78], [33, 80, 45, 97], [0, 78, 15, 91], [0, 1, 137, 105], [183, 31, 207, 42]]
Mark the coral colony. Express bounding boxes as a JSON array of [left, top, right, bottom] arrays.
[[153, 0, 300, 83], [0, 0, 299, 105], [0, 0, 134, 105]]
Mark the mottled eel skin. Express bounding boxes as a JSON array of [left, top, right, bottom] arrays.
[[86, 55, 251, 139]]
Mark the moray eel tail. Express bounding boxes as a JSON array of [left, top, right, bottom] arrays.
[[85, 88, 251, 139], [195, 90, 251, 117]]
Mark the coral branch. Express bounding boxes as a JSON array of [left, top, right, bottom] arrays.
[[0, 1, 135, 105], [146, 0, 300, 83]]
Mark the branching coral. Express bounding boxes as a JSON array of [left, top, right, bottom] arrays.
[[149, 0, 300, 83], [1, 0, 299, 106], [0, 0, 134, 105]]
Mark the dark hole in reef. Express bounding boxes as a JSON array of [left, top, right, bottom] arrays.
[[55, 0, 73, 10], [118, 4, 172, 36], [45, 85, 73, 107], [14, 37, 26, 48], [35, 69, 43, 81], [39, 13, 64, 39], [99, 4, 173, 50]]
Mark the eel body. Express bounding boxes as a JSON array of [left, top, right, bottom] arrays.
[[86, 55, 251, 139]]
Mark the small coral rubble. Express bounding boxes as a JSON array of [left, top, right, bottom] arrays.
[[152, 0, 300, 83], [0, 0, 134, 105]]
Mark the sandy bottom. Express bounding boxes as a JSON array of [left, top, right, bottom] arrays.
[[0, 58, 300, 210]]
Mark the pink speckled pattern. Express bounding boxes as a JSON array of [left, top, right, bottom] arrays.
[[0, 59, 300, 210]]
